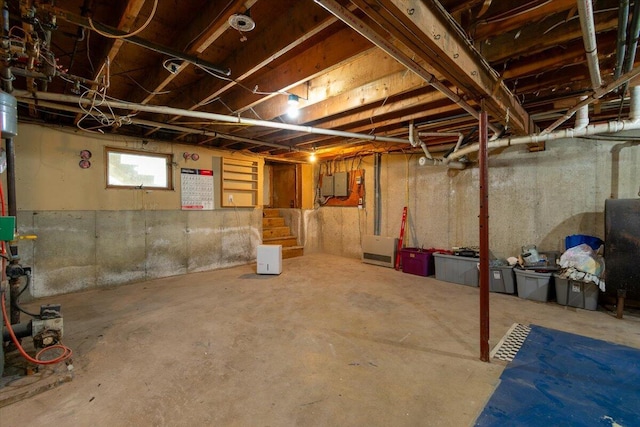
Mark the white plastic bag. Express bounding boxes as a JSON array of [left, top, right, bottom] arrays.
[[559, 244, 603, 276]]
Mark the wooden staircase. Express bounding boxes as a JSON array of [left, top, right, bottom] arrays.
[[262, 209, 304, 259]]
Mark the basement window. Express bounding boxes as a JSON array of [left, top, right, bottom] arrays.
[[106, 148, 173, 190]]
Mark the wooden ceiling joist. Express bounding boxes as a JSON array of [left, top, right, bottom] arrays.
[[348, 0, 530, 134]]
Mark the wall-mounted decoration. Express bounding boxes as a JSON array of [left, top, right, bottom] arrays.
[[181, 168, 214, 210], [79, 159, 91, 169], [182, 152, 200, 161], [80, 149, 92, 159]]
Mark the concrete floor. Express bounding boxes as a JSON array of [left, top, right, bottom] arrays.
[[2, 253, 639, 426]]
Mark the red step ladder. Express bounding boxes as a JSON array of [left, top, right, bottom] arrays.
[[395, 206, 407, 270]]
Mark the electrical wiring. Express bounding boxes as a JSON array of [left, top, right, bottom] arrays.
[[88, 0, 158, 39]]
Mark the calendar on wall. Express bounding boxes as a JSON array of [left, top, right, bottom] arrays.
[[181, 168, 214, 210]]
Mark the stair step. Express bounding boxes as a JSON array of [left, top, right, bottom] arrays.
[[282, 246, 304, 259], [263, 217, 285, 227], [263, 226, 292, 238], [263, 209, 281, 218], [263, 236, 298, 247]]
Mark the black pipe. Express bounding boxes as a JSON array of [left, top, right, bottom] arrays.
[[615, 0, 630, 80], [5, 137, 18, 325], [2, 319, 32, 341], [6, 137, 16, 218], [621, 0, 640, 94]]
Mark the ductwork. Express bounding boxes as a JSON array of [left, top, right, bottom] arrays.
[[577, 0, 603, 90]]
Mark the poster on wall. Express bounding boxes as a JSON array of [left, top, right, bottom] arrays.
[[181, 168, 214, 210]]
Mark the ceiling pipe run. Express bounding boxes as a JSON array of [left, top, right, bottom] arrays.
[[40, 4, 231, 77], [313, 0, 501, 136], [577, 0, 603, 90], [542, 64, 640, 134], [621, 0, 640, 94], [17, 98, 303, 152], [615, 0, 630, 80], [575, 96, 589, 130], [448, 118, 640, 161], [409, 122, 467, 169], [630, 86, 640, 120], [12, 90, 412, 145]]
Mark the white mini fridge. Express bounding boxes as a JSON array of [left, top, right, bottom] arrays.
[[257, 244, 282, 274]]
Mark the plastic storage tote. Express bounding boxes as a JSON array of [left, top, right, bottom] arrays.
[[433, 253, 479, 287], [554, 274, 598, 310], [400, 248, 434, 277], [565, 234, 603, 251], [514, 268, 553, 301], [490, 265, 516, 294]]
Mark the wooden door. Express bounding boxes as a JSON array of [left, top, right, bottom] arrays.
[[270, 163, 300, 208]]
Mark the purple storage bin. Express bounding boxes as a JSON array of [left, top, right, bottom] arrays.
[[401, 248, 435, 276]]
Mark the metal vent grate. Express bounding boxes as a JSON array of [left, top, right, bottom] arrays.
[[491, 323, 531, 362]]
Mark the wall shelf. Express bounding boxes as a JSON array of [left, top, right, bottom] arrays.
[[221, 157, 258, 207]]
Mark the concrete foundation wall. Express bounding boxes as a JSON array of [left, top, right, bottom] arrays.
[[9, 124, 263, 297], [17, 209, 261, 297], [317, 137, 640, 260]]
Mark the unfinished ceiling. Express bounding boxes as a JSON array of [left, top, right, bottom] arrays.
[[2, 0, 639, 162]]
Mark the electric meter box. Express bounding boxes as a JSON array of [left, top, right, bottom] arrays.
[[0, 216, 15, 241]]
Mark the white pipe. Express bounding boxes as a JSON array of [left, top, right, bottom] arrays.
[[630, 86, 640, 120], [578, 0, 603, 89], [543, 64, 640, 134], [17, 98, 297, 151], [313, 0, 502, 136], [418, 131, 465, 157], [448, 118, 640, 161], [575, 96, 589, 130], [12, 90, 411, 145]]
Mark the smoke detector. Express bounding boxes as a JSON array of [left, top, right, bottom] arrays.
[[228, 14, 255, 32]]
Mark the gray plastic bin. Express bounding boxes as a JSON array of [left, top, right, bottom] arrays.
[[490, 266, 516, 294], [514, 268, 553, 302], [554, 274, 599, 310], [433, 253, 479, 287]]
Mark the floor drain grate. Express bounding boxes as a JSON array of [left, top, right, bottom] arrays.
[[491, 323, 531, 362]]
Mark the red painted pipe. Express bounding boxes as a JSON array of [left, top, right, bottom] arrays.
[[479, 111, 490, 362]]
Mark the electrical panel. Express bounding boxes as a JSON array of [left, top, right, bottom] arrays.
[[334, 172, 348, 197], [321, 175, 334, 197]]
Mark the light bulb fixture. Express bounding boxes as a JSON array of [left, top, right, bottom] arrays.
[[287, 94, 300, 106], [309, 146, 317, 163], [287, 94, 300, 119]]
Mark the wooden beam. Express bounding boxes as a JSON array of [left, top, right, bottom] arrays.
[[351, 0, 530, 134], [472, 0, 576, 40], [481, 12, 618, 63], [166, 2, 339, 113], [217, 28, 374, 116], [130, 0, 258, 105]]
